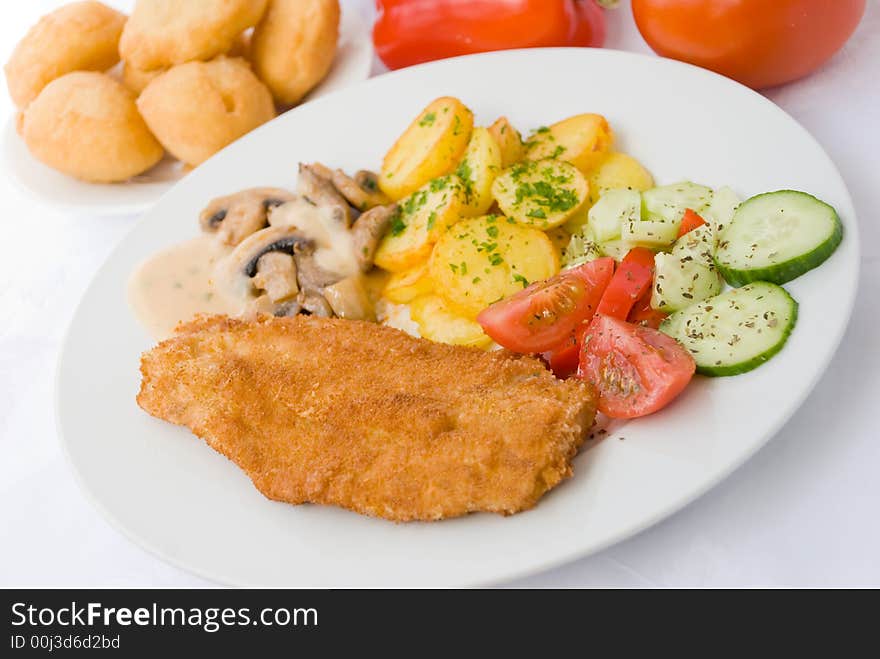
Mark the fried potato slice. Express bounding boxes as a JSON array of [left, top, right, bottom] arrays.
[[429, 215, 559, 317], [382, 261, 434, 304], [488, 116, 525, 168], [410, 294, 492, 348], [374, 174, 465, 272], [455, 127, 502, 217], [380, 96, 473, 200], [587, 152, 654, 204], [491, 159, 588, 230], [524, 113, 613, 174]]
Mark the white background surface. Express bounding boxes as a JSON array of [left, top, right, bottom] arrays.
[[1, 1, 878, 587]]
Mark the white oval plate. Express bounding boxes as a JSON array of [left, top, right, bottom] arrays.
[[1, 4, 373, 217], [57, 49, 859, 587]]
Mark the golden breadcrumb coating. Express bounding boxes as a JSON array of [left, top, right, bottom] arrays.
[[137, 315, 596, 521]]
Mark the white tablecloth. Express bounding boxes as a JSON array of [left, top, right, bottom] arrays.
[[2, 1, 878, 587]]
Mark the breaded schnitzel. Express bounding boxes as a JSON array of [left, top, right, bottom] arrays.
[[137, 315, 596, 521]]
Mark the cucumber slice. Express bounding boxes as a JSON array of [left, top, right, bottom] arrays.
[[599, 238, 639, 261], [587, 188, 639, 242], [562, 225, 602, 267], [621, 215, 679, 248], [702, 186, 740, 241], [651, 252, 722, 313], [642, 182, 713, 224], [660, 282, 798, 376], [671, 224, 715, 269], [715, 190, 842, 286]]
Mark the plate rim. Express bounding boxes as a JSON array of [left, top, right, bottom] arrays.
[[54, 46, 861, 587]]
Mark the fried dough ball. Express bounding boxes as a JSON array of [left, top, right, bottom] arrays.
[[4, 1, 127, 109], [20, 72, 164, 183], [250, 0, 339, 105], [137, 57, 275, 167], [121, 62, 163, 95], [122, 32, 253, 96], [119, 0, 267, 71]]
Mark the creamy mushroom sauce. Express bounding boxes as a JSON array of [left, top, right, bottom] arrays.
[[129, 198, 377, 341], [128, 235, 236, 340]]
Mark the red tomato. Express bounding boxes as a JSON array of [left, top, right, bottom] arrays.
[[374, 0, 607, 71], [677, 208, 707, 238], [541, 322, 590, 379], [627, 288, 667, 329], [632, 0, 866, 89], [578, 315, 695, 418], [596, 247, 655, 320], [477, 257, 615, 354]]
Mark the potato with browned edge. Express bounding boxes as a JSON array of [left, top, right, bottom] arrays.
[[380, 97, 474, 200], [4, 1, 127, 109], [488, 117, 525, 168], [374, 174, 466, 272], [429, 215, 559, 318], [525, 114, 613, 174], [20, 72, 163, 182], [455, 126, 502, 217], [410, 294, 492, 348]]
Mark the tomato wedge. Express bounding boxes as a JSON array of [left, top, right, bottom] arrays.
[[627, 288, 667, 329], [677, 208, 707, 237], [477, 257, 615, 354], [578, 314, 695, 418], [541, 321, 589, 378], [596, 247, 655, 320]]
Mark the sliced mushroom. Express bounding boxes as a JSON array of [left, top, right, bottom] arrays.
[[298, 291, 334, 317], [215, 225, 313, 303], [274, 299, 303, 317], [331, 168, 391, 211], [297, 164, 351, 229], [252, 252, 299, 302], [199, 187, 296, 246], [351, 203, 398, 271], [292, 240, 342, 291], [323, 275, 375, 321]]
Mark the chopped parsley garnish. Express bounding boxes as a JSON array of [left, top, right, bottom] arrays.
[[489, 254, 504, 266], [455, 159, 474, 202], [401, 189, 428, 216], [419, 112, 436, 127], [516, 180, 578, 213], [550, 144, 566, 159], [513, 274, 529, 288], [526, 208, 547, 219], [429, 176, 449, 192], [426, 211, 437, 230], [486, 225, 499, 238], [453, 115, 462, 135], [388, 208, 406, 236]]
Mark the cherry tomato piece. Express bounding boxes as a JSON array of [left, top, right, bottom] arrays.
[[477, 257, 615, 354], [596, 247, 656, 320], [578, 314, 695, 418]]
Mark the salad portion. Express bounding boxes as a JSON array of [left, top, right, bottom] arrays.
[[373, 98, 843, 420]]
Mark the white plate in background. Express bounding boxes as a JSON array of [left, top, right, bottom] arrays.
[[56, 48, 858, 586], [1, 4, 373, 217]]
